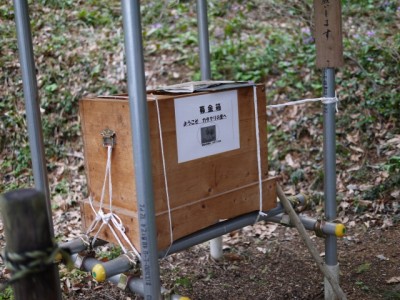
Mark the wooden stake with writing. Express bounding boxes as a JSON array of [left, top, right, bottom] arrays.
[[313, 0, 344, 68]]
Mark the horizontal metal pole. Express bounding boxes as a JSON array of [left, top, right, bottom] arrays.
[[160, 211, 344, 257], [60, 238, 107, 254], [91, 254, 136, 282], [64, 212, 344, 282], [268, 214, 345, 237], [61, 193, 344, 260]]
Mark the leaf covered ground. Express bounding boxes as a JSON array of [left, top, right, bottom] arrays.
[[0, 0, 400, 299]]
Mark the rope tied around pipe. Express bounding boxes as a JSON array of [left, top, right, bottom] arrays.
[[268, 94, 339, 112]]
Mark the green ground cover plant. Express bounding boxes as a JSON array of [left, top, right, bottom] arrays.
[[1, 0, 399, 197]]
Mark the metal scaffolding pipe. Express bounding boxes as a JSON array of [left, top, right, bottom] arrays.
[[161, 194, 308, 256], [71, 254, 184, 299], [323, 68, 337, 263], [323, 68, 337, 265], [13, 0, 53, 233], [196, 0, 222, 260], [60, 237, 107, 255], [159, 210, 344, 257], [268, 214, 345, 237], [60, 208, 279, 257], [62, 212, 344, 283], [61, 194, 344, 259], [120, 1, 160, 298], [323, 68, 339, 299], [91, 253, 137, 282], [196, 0, 212, 80]]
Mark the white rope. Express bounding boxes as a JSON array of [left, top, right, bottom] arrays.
[[252, 86, 267, 218], [152, 95, 174, 253], [268, 95, 339, 112], [86, 145, 141, 259]]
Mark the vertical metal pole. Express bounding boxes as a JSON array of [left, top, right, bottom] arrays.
[[323, 68, 339, 299], [120, 1, 161, 298], [13, 0, 53, 233], [196, 0, 211, 80], [196, 0, 223, 260]]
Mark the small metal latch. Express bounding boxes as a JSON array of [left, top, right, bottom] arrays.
[[101, 128, 116, 147]]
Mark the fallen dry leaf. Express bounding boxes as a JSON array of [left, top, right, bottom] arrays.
[[386, 277, 400, 284], [350, 145, 364, 153], [376, 254, 389, 261], [285, 153, 300, 169], [257, 247, 268, 254], [223, 253, 243, 262]]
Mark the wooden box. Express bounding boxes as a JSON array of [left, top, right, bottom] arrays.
[[80, 84, 277, 251]]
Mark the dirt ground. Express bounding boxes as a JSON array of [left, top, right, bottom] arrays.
[[59, 211, 400, 300]]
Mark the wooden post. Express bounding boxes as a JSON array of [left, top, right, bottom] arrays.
[[0, 189, 61, 300], [313, 0, 344, 68]]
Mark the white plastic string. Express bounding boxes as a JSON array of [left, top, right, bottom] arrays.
[[252, 86, 267, 218], [86, 145, 141, 259], [152, 95, 174, 252], [268, 95, 339, 112]]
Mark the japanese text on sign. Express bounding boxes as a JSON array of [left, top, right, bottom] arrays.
[[313, 0, 344, 68], [174, 90, 240, 163]]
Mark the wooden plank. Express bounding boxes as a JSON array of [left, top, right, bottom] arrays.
[[80, 99, 138, 212], [151, 148, 268, 211], [156, 177, 277, 250], [314, 0, 344, 68], [82, 177, 277, 251]]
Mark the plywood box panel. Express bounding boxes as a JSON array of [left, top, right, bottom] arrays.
[[81, 177, 276, 251], [80, 84, 276, 251]]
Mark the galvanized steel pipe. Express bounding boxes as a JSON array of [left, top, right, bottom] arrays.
[[13, 0, 52, 232], [120, 0, 161, 298]]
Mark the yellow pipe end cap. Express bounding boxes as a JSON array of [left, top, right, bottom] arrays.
[[335, 224, 346, 238], [92, 264, 106, 282], [179, 297, 191, 300]]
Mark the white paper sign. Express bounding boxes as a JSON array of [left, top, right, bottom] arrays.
[[174, 90, 240, 163]]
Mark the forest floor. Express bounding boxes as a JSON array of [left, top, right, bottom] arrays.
[[1, 1, 399, 299], [57, 210, 400, 300]]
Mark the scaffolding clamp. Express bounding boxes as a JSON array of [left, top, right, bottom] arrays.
[[288, 194, 311, 213], [314, 218, 326, 238]]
